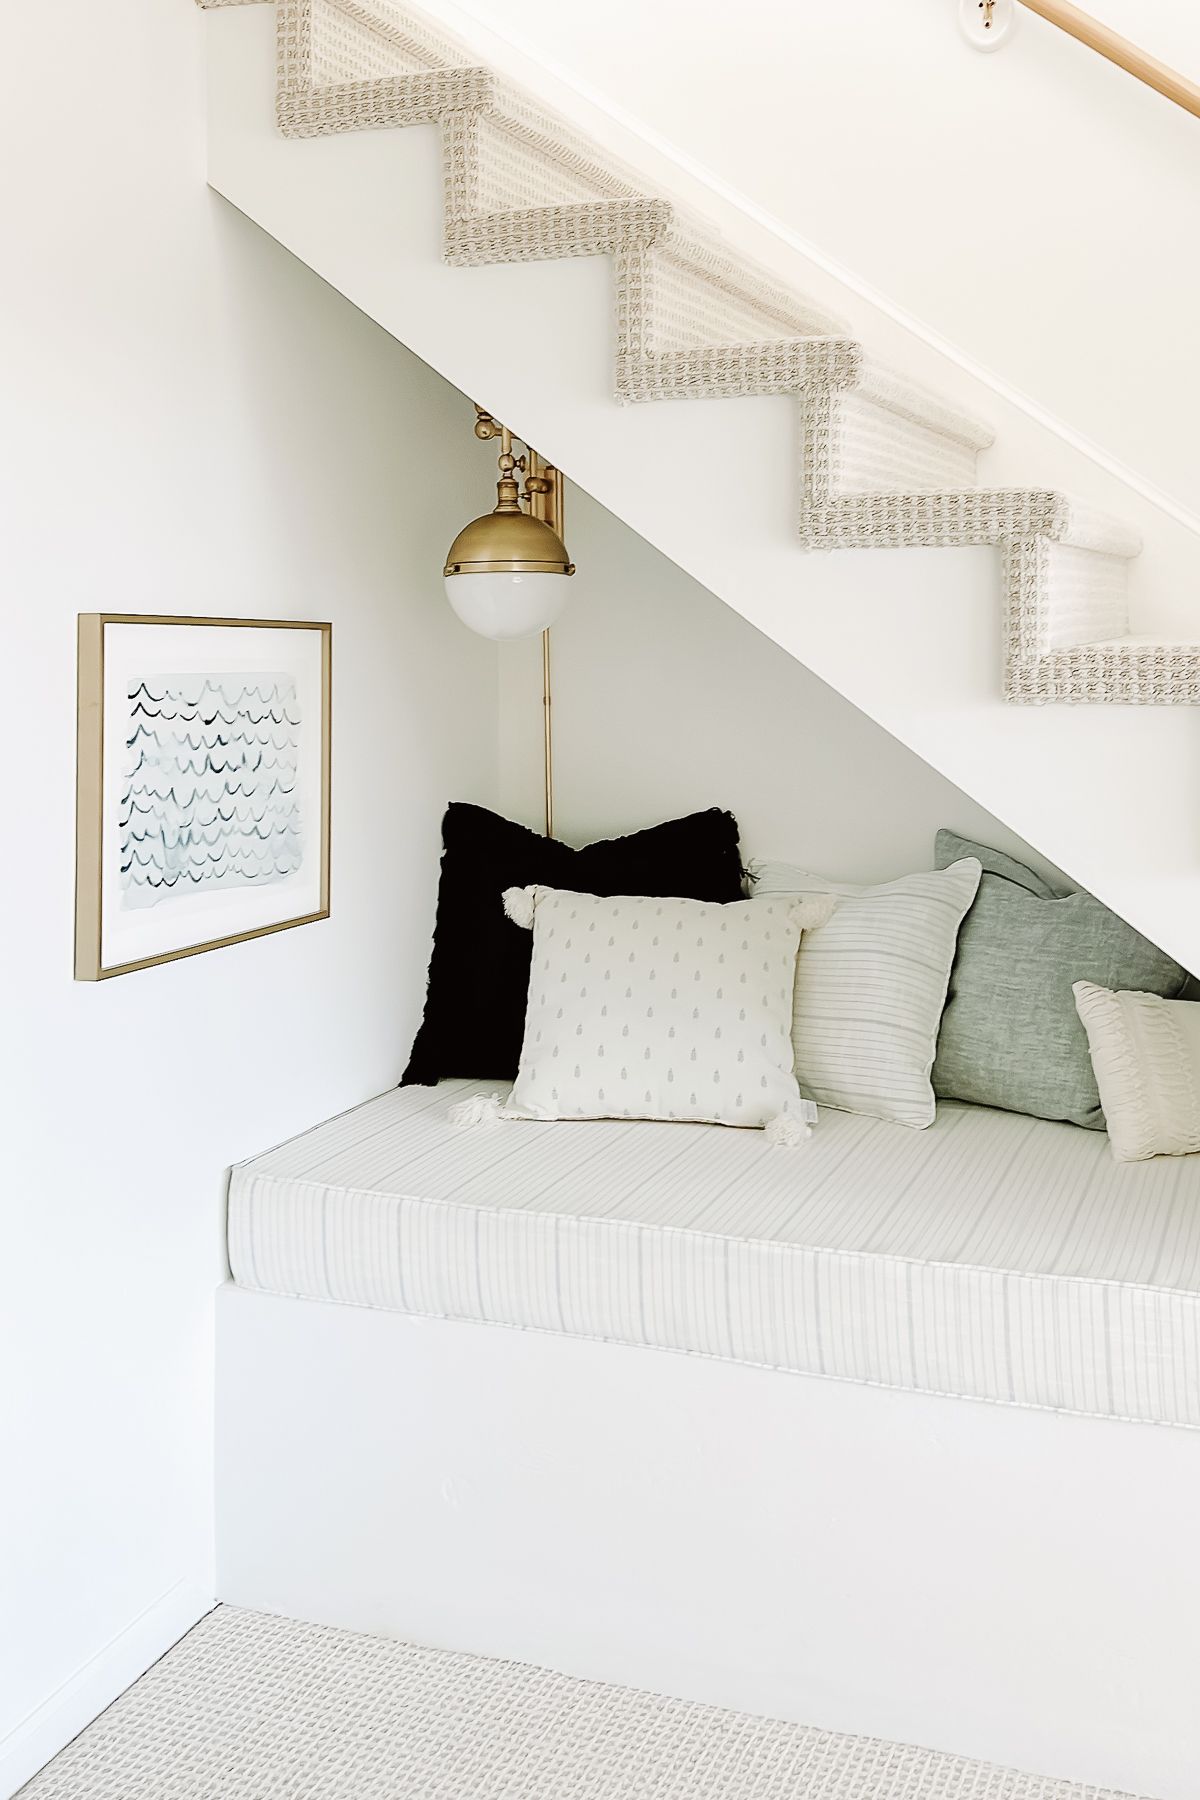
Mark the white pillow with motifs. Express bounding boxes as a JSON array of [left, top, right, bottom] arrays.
[[474, 887, 832, 1137], [1073, 982, 1200, 1163], [750, 857, 982, 1129]]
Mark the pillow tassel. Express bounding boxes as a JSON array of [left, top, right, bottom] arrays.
[[448, 1091, 508, 1128], [502, 885, 537, 929], [796, 893, 837, 931], [764, 1111, 813, 1148]]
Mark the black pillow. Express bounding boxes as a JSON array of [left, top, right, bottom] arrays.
[[402, 803, 745, 1084]]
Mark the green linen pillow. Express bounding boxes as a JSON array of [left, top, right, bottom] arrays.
[[932, 829, 1190, 1129]]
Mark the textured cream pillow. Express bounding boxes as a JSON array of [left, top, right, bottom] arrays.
[[1073, 982, 1200, 1162], [751, 858, 982, 1129], [495, 886, 832, 1133]]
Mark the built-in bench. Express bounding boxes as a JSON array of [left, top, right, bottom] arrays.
[[229, 1079, 1200, 1431], [216, 1085, 1200, 1799]]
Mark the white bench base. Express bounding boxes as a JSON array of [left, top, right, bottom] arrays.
[[215, 1282, 1200, 1798]]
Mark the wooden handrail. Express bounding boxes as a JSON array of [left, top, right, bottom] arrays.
[[1019, 0, 1200, 119]]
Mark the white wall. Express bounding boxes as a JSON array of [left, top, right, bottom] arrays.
[[431, 0, 1200, 522], [499, 486, 1062, 887], [0, 5, 498, 1789]]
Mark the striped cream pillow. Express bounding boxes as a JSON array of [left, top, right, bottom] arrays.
[[751, 858, 982, 1128], [1073, 982, 1200, 1162]]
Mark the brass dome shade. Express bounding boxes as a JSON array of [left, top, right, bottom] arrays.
[[443, 475, 575, 578]]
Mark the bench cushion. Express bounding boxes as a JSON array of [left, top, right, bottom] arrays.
[[228, 1082, 1200, 1430]]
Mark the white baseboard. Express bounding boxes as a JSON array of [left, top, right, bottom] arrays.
[[0, 1577, 214, 1799]]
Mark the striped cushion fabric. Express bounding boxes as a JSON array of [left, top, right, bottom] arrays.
[[228, 1080, 1200, 1431], [750, 859, 981, 1128]]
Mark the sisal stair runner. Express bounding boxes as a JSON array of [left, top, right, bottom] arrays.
[[199, 0, 1200, 706]]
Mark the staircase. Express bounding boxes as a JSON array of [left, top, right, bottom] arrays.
[[201, 0, 1200, 970]]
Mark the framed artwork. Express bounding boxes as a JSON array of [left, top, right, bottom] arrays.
[[75, 614, 331, 980]]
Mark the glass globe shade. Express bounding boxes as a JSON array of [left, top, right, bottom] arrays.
[[443, 571, 573, 642]]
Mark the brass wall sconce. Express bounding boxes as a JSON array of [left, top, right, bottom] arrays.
[[443, 407, 574, 642], [443, 406, 574, 837]]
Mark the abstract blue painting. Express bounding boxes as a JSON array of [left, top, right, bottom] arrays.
[[119, 674, 304, 910], [76, 616, 330, 980]]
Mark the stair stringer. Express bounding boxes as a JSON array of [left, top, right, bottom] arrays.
[[206, 0, 1200, 708]]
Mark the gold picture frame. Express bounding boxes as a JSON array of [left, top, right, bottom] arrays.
[[75, 614, 332, 980]]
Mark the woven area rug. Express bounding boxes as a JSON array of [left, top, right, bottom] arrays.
[[19, 1605, 1145, 1799]]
